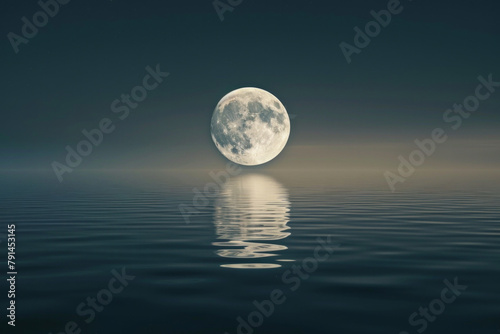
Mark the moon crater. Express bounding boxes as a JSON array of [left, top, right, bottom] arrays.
[[211, 87, 290, 166]]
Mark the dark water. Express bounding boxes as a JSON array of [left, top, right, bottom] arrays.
[[1, 170, 500, 334]]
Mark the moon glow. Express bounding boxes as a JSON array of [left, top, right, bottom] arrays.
[[211, 87, 291, 166]]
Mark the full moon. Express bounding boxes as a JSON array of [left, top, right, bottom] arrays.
[[211, 87, 291, 166]]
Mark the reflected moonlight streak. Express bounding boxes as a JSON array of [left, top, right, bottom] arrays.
[[212, 174, 291, 269]]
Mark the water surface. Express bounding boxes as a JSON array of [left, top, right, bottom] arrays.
[[1, 170, 499, 334]]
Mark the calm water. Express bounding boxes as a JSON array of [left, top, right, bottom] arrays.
[[1, 170, 499, 334]]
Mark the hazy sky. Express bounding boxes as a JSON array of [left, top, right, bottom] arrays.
[[2, 0, 500, 171]]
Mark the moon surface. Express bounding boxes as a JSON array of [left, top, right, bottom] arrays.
[[211, 87, 290, 166]]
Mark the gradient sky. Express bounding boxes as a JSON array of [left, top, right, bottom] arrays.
[[2, 0, 500, 171]]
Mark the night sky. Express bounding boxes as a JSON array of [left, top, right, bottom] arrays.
[[2, 0, 500, 172]]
